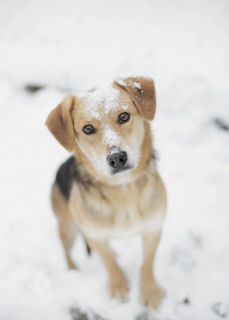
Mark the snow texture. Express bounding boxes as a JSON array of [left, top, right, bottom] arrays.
[[78, 85, 120, 119], [133, 82, 141, 90], [115, 79, 126, 87], [0, 1, 229, 320], [102, 125, 121, 150]]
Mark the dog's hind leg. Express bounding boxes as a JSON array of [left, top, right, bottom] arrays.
[[51, 182, 77, 269]]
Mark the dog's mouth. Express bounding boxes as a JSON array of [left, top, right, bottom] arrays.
[[111, 164, 133, 176]]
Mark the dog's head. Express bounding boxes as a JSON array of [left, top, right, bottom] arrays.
[[46, 77, 156, 183]]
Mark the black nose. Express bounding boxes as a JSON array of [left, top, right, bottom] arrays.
[[107, 151, 127, 168]]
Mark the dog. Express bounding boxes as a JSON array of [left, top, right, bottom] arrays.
[[46, 77, 167, 309]]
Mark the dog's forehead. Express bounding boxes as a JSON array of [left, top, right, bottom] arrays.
[[76, 84, 131, 121]]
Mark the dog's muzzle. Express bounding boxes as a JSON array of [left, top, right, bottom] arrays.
[[107, 151, 127, 169]]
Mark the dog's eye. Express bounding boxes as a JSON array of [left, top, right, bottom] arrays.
[[118, 112, 130, 124], [83, 125, 96, 135]]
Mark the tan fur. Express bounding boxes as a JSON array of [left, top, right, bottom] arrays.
[[51, 183, 77, 269], [46, 94, 75, 151], [47, 77, 167, 308], [141, 232, 166, 308], [115, 77, 156, 121], [87, 238, 129, 300]]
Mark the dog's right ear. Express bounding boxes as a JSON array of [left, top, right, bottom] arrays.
[[114, 77, 156, 121], [45, 94, 75, 152]]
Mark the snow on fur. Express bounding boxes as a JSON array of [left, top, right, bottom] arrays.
[[78, 85, 120, 119], [0, 1, 229, 320]]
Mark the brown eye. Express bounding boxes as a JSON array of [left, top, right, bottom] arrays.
[[83, 125, 96, 135], [118, 112, 130, 124]]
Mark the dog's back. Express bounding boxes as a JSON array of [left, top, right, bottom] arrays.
[[55, 156, 76, 200]]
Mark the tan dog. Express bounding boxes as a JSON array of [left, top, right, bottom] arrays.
[[46, 77, 167, 309]]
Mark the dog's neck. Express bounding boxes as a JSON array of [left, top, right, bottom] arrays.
[[74, 121, 155, 187]]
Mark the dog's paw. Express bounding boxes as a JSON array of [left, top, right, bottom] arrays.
[[141, 284, 165, 309], [109, 274, 129, 301], [67, 260, 77, 270]]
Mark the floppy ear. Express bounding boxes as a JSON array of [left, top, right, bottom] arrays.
[[114, 77, 156, 121], [45, 94, 75, 152]]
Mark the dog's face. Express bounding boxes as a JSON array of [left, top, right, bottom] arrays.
[[74, 85, 144, 177], [46, 77, 156, 181]]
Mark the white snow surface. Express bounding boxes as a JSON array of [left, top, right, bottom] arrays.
[[0, 1, 229, 320]]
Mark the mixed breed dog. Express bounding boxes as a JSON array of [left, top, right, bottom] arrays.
[[46, 77, 167, 309]]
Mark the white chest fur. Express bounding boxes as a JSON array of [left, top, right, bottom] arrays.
[[83, 207, 165, 239], [70, 163, 167, 240]]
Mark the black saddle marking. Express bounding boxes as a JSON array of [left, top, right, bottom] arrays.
[[55, 156, 77, 200]]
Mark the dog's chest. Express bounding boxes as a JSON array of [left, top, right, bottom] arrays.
[[86, 205, 164, 239], [78, 176, 165, 239]]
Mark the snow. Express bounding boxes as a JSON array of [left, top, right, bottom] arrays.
[[0, 0, 229, 320], [133, 82, 141, 90], [102, 125, 121, 150], [115, 79, 126, 87], [78, 85, 120, 119]]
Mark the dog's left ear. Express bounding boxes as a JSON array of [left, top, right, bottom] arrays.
[[114, 77, 156, 121], [45, 94, 75, 152]]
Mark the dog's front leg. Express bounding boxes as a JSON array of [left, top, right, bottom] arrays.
[[87, 238, 129, 301], [141, 232, 165, 309]]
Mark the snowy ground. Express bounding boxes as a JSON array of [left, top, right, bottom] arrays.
[[0, 0, 229, 319]]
